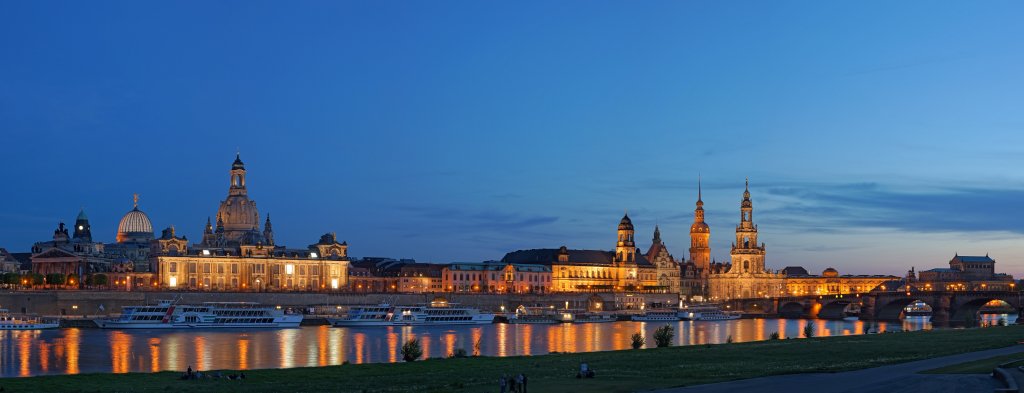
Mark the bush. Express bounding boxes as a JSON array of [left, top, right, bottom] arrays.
[[803, 323, 815, 338], [769, 331, 780, 340], [653, 325, 674, 348], [449, 348, 468, 358], [92, 274, 108, 287], [630, 332, 645, 349], [401, 338, 422, 362]]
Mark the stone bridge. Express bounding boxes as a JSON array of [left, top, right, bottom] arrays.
[[725, 290, 1022, 326]]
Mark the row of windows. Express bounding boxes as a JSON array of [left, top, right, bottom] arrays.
[[446, 272, 550, 282]]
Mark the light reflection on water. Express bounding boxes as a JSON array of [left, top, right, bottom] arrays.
[[0, 316, 1017, 377]]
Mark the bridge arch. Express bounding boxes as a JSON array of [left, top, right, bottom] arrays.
[[950, 298, 1018, 326], [818, 299, 857, 320], [779, 301, 805, 318], [876, 298, 933, 321]]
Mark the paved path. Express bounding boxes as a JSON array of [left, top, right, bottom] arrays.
[[656, 344, 1024, 393]]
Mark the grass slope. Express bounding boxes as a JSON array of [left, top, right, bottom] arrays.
[[3, 325, 1022, 393]]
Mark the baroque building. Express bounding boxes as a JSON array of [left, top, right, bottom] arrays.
[[707, 180, 785, 300], [149, 154, 350, 291], [501, 214, 661, 293]]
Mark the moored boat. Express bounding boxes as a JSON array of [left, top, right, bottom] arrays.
[[96, 300, 302, 329], [679, 305, 741, 321], [631, 310, 680, 322], [0, 309, 59, 330], [331, 299, 494, 327]]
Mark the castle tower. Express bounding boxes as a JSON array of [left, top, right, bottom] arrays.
[[615, 213, 636, 263], [729, 178, 766, 274], [689, 177, 711, 274]]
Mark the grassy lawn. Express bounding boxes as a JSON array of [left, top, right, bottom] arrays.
[[922, 353, 1024, 374], [2, 325, 1021, 393]]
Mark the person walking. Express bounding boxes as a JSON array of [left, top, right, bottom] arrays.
[[499, 374, 508, 393], [522, 374, 528, 393]]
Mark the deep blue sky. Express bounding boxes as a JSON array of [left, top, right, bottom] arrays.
[[2, 1, 1023, 277]]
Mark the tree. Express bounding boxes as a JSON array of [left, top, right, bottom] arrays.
[[769, 331, 780, 340], [630, 332, 645, 349], [803, 323, 815, 338], [92, 274, 108, 287], [653, 325, 674, 347], [46, 273, 66, 286], [31, 273, 45, 286], [401, 338, 422, 362]]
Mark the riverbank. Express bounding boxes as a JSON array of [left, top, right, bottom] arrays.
[[3, 325, 1021, 392]]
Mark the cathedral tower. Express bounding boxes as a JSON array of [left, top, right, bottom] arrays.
[[689, 178, 711, 274], [729, 178, 766, 274]]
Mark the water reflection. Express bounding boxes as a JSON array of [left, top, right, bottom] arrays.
[[1, 316, 1018, 377]]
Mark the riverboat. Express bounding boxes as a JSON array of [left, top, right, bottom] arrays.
[[96, 300, 302, 329], [331, 300, 495, 327], [631, 310, 680, 322], [679, 305, 741, 321], [0, 309, 59, 330], [572, 313, 616, 323]]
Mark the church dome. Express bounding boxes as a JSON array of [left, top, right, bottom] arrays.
[[117, 203, 154, 243], [822, 267, 839, 278], [218, 196, 260, 232]]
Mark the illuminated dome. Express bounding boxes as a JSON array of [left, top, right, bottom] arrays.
[[690, 221, 710, 233], [822, 267, 839, 278], [117, 195, 154, 243]]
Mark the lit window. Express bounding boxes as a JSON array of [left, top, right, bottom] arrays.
[[202, 249, 211, 256], [285, 264, 294, 275], [169, 277, 177, 287], [310, 252, 318, 258], [331, 278, 339, 289]]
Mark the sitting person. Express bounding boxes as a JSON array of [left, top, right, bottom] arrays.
[[576, 362, 596, 378]]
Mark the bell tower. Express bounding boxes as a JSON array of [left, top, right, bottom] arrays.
[[729, 178, 766, 274], [615, 213, 636, 264], [689, 177, 711, 274], [73, 208, 92, 242]]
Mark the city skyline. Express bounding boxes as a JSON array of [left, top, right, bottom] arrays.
[[2, 1, 1023, 277]]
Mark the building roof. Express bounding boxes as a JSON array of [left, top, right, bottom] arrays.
[[953, 255, 995, 263], [781, 266, 810, 277], [501, 248, 652, 267], [447, 261, 551, 273], [923, 268, 959, 273]]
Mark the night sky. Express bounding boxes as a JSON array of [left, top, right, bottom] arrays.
[[2, 1, 1023, 277]]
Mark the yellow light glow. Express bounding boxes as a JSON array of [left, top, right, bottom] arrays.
[[285, 264, 294, 275], [169, 277, 177, 287]]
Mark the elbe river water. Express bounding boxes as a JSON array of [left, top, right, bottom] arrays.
[[0, 314, 1016, 377]]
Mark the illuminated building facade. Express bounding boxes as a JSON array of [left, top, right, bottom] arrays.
[[442, 262, 551, 293], [782, 266, 897, 296], [501, 214, 661, 293], [150, 155, 350, 291], [707, 180, 785, 300], [914, 255, 1015, 291]]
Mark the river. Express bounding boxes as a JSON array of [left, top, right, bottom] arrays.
[[0, 314, 1016, 377]]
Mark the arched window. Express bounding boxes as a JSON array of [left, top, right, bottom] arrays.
[[743, 260, 749, 271]]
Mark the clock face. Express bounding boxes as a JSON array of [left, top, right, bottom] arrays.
[[78, 225, 84, 230]]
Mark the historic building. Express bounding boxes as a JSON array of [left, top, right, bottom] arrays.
[[707, 180, 785, 300], [150, 154, 350, 291], [914, 254, 1015, 291], [781, 266, 897, 296], [443, 261, 551, 293], [501, 214, 661, 293], [30, 209, 112, 279], [646, 225, 681, 293]]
